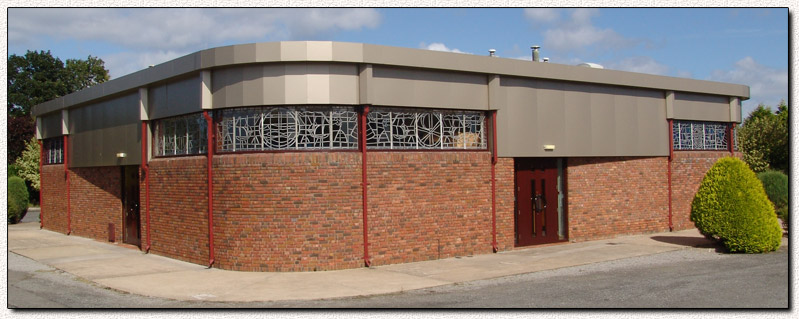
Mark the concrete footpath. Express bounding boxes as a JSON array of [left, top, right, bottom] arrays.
[[8, 212, 724, 303]]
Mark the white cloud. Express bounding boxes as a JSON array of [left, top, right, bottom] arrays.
[[9, 8, 381, 52], [708, 56, 788, 114], [523, 8, 637, 54], [102, 50, 189, 79], [9, 8, 382, 77], [523, 8, 560, 24], [422, 42, 469, 54], [605, 56, 670, 75]]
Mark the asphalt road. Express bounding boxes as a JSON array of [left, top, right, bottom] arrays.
[[7, 237, 788, 309]]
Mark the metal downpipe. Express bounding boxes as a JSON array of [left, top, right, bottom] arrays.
[[360, 105, 372, 267], [490, 111, 498, 253], [64, 135, 71, 235], [202, 111, 215, 268], [142, 121, 152, 253], [668, 119, 674, 232], [38, 140, 44, 229]]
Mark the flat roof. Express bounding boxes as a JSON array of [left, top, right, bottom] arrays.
[[32, 41, 750, 116]]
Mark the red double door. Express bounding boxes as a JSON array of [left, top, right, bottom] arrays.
[[515, 158, 565, 246]]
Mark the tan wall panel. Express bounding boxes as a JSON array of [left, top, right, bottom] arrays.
[[673, 92, 731, 122], [68, 93, 141, 167], [40, 112, 63, 139], [497, 77, 668, 157], [563, 83, 592, 153], [148, 76, 202, 120], [212, 63, 359, 108], [370, 66, 488, 110], [730, 97, 742, 123], [613, 94, 639, 155], [241, 66, 265, 106], [588, 88, 615, 154], [535, 82, 566, 150]]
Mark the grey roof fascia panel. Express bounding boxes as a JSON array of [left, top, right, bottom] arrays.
[[32, 41, 750, 117]]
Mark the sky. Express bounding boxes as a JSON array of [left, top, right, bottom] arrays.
[[6, 7, 791, 117]]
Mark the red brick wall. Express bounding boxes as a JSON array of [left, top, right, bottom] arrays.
[[41, 164, 69, 234], [69, 167, 122, 242], [495, 158, 516, 251], [148, 156, 209, 266], [567, 157, 669, 242], [671, 151, 736, 230], [212, 152, 363, 272], [366, 152, 493, 266]]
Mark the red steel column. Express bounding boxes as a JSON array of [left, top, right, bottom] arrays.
[[667, 119, 674, 232], [490, 111, 498, 253], [203, 111, 215, 268], [141, 121, 152, 253], [64, 135, 71, 235], [360, 105, 372, 267], [728, 123, 736, 155], [39, 140, 44, 229]]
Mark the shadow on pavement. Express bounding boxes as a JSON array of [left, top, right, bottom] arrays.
[[650, 235, 724, 251]]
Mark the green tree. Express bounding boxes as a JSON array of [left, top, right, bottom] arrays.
[[15, 137, 41, 191], [737, 101, 789, 173], [7, 115, 35, 165], [7, 50, 110, 163], [7, 50, 69, 117], [744, 103, 774, 124], [64, 55, 110, 93], [8, 50, 110, 116]]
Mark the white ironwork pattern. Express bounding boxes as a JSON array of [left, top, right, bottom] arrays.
[[366, 108, 486, 150], [216, 106, 358, 152], [43, 137, 63, 164], [154, 113, 208, 156], [672, 121, 728, 150]]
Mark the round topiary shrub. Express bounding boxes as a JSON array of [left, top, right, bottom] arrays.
[[8, 176, 29, 224], [691, 157, 782, 253]]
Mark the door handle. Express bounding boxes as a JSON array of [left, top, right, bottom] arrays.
[[534, 194, 546, 212]]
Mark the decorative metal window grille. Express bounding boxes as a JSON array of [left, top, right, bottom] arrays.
[[672, 121, 729, 150], [366, 108, 486, 150], [733, 124, 739, 151], [43, 137, 63, 164], [216, 106, 358, 152], [153, 113, 208, 156]]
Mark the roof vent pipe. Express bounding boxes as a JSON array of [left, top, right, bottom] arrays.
[[531, 45, 541, 62], [489, 49, 496, 57]]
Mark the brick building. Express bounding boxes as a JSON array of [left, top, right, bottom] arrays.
[[32, 42, 748, 271]]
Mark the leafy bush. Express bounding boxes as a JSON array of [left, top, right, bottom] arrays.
[[8, 164, 20, 177], [737, 102, 789, 172], [8, 176, 29, 224], [691, 157, 782, 253], [756, 170, 789, 230], [15, 137, 41, 191], [757, 170, 789, 208], [776, 206, 789, 229]]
